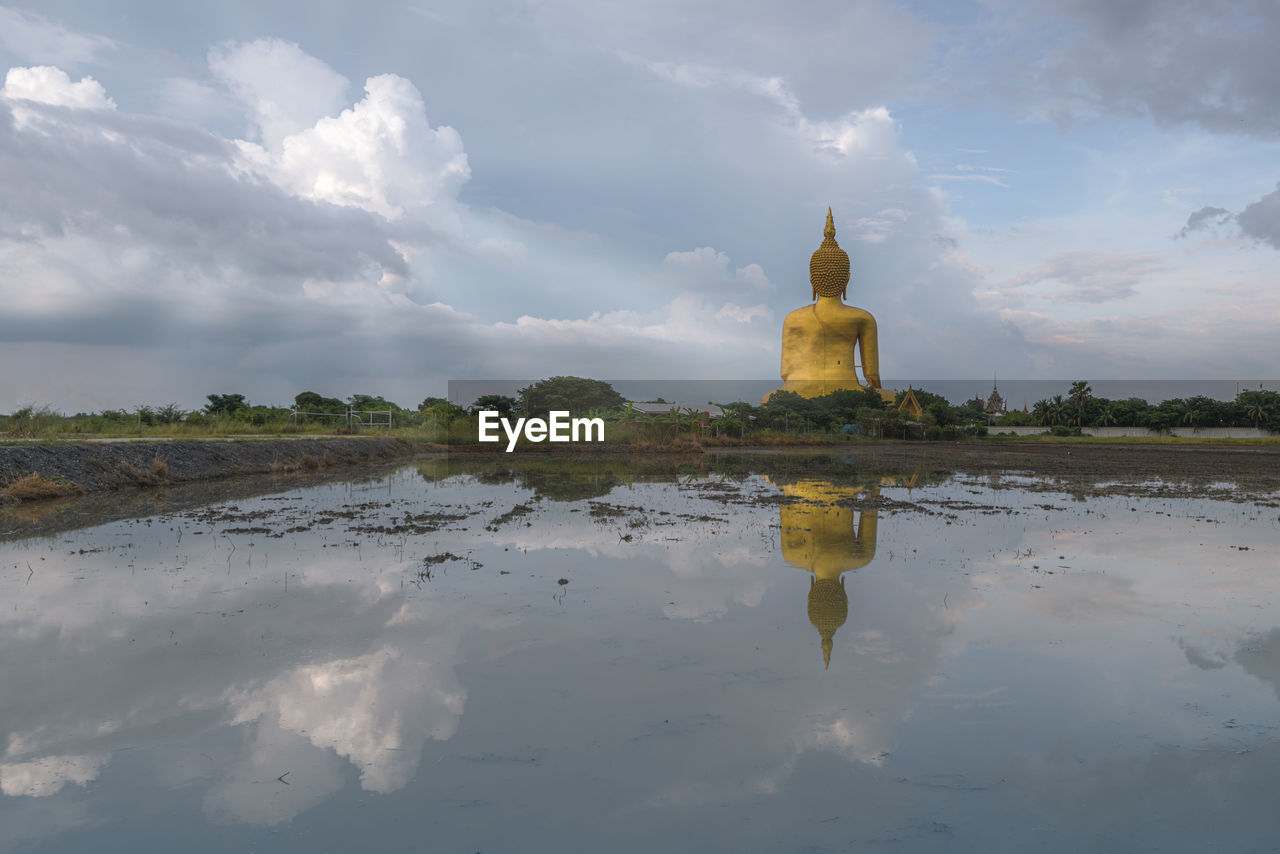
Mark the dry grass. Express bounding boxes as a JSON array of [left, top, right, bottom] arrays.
[[121, 457, 170, 486], [1, 473, 86, 503], [300, 455, 321, 470]]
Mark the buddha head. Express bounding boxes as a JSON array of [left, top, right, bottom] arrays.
[[809, 207, 850, 300]]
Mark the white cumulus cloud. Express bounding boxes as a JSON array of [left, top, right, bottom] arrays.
[[1, 66, 114, 110]]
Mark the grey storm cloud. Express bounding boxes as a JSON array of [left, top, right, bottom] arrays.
[[958, 0, 1280, 138], [1237, 183, 1280, 248], [1176, 205, 1233, 238], [1178, 184, 1280, 248]]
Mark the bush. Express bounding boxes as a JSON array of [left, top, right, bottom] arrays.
[[2, 473, 86, 502], [121, 458, 170, 486]]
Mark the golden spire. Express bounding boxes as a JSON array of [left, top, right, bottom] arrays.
[[810, 207, 850, 300]]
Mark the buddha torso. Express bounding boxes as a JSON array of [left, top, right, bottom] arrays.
[[765, 209, 884, 403], [780, 296, 880, 396]]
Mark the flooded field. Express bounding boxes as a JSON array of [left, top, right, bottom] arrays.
[[3, 453, 1280, 852]]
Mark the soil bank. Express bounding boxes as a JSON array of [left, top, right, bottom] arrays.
[[0, 437, 436, 493]]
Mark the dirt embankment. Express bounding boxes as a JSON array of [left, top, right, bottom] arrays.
[[0, 438, 435, 495]]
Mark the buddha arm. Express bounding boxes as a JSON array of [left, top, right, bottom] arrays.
[[779, 313, 806, 379], [858, 315, 881, 388]]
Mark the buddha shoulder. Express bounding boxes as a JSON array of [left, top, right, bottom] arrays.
[[784, 301, 875, 326]]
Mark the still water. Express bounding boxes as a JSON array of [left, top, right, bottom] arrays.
[[2, 455, 1279, 852]]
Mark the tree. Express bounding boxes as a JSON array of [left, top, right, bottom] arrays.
[[348, 394, 401, 412], [1047, 394, 1068, 426], [519, 377, 626, 418], [1067, 381, 1093, 427], [295, 391, 344, 414], [471, 394, 519, 416], [996, 409, 1032, 427], [419, 397, 466, 422], [155, 403, 185, 424], [204, 394, 247, 416], [1238, 390, 1276, 430]]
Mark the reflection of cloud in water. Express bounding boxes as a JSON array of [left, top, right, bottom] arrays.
[[1029, 572, 1152, 623], [229, 644, 465, 794], [203, 721, 345, 827], [502, 503, 777, 622], [0, 753, 106, 797], [1236, 628, 1280, 701], [0, 521, 500, 825]]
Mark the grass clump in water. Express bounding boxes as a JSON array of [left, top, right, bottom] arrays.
[[1, 472, 86, 502]]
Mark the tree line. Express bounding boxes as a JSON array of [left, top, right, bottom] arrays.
[[6, 377, 1277, 438], [998, 382, 1280, 433]]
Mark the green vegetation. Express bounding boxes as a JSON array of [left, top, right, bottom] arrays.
[[519, 376, 626, 417], [1008, 383, 1280, 433], [3, 378, 1276, 446]]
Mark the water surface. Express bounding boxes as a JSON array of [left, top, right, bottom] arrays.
[[2, 456, 1279, 852]]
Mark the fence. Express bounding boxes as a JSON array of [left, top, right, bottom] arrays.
[[291, 409, 394, 432]]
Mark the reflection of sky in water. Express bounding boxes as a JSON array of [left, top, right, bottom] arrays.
[[2, 463, 1279, 851]]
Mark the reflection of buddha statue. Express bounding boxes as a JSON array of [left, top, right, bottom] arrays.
[[765, 209, 890, 404], [770, 478, 879, 669]]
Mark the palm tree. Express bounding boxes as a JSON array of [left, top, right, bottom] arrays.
[[1068, 380, 1092, 426], [1245, 400, 1269, 430], [1031, 399, 1050, 427], [1047, 395, 1067, 426]]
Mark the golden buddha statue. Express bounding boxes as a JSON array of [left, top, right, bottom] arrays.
[[765, 209, 889, 404], [768, 478, 880, 669]]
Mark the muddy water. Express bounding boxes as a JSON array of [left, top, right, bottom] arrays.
[[2, 457, 1279, 852]]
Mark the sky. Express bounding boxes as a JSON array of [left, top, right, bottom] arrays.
[[1, 0, 1277, 412]]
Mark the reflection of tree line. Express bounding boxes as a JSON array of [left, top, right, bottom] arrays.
[[417, 459, 714, 502]]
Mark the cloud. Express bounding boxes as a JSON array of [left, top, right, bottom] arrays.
[[1, 66, 114, 110], [994, 251, 1166, 305], [207, 40, 470, 223], [234, 74, 469, 222], [928, 173, 1009, 188], [208, 38, 349, 149], [563, 0, 938, 115], [621, 48, 909, 159], [1237, 183, 1280, 248], [1177, 205, 1233, 238], [1177, 184, 1280, 248], [0, 6, 114, 66], [961, 0, 1280, 138], [850, 208, 910, 243], [659, 247, 772, 293], [715, 302, 772, 324]]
